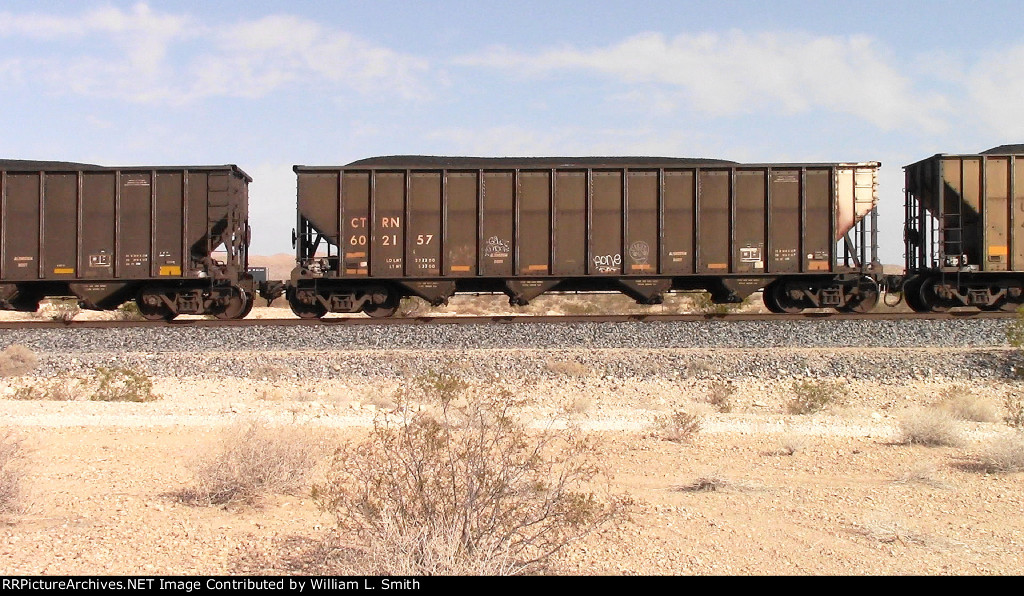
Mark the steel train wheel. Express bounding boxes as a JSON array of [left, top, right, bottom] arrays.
[[137, 301, 176, 321], [762, 282, 786, 313], [901, 277, 928, 312], [363, 293, 400, 318], [838, 277, 880, 314], [215, 288, 252, 320], [917, 278, 953, 313], [291, 302, 327, 319], [770, 282, 804, 314], [999, 300, 1022, 313]]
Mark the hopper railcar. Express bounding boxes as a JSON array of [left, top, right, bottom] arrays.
[[0, 160, 255, 320], [903, 145, 1024, 312], [287, 156, 884, 318]]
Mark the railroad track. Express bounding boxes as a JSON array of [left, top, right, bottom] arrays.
[[0, 310, 1017, 329]]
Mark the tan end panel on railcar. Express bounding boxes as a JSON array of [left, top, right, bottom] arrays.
[[297, 171, 340, 250]]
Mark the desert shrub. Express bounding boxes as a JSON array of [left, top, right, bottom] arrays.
[[976, 433, 1024, 473], [315, 370, 625, 576], [567, 395, 595, 415], [936, 385, 998, 422], [41, 298, 80, 323], [775, 432, 808, 456], [1005, 393, 1024, 429], [898, 407, 963, 447], [6, 367, 152, 402], [397, 296, 427, 318], [0, 429, 27, 513], [89, 366, 157, 402], [558, 299, 602, 315], [181, 421, 325, 506], [251, 362, 290, 381], [0, 345, 38, 377], [545, 359, 591, 378], [656, 409, 702, 443], [706, 381, 735, 413], [786, 379, 848, 415], [9, 377, 81, 401], [116, 301, 144, 321]]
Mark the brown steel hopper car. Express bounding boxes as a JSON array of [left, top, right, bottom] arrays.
[[0, 160, 254, 320], [288, 156, 882, 317], [903, 145, 1024, 312]]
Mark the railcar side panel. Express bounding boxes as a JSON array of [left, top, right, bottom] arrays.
[[698, 170, 730, 273], [153, 172, 184, 277], [734, 170, 766, 275], [661, 170, 694, 275], [444, 172, 477, 277], [590, 171, 623, 275], [43, 173, 77, 279], [986, 157, 1009, 272], [1015, 160, 1024, 270], [803, 169, 832, 272], [81, 172, 116, 279], [553, 170, 586, 276], [768, 169, 800, 273], [371, 172, 405, 277], [480, 172, 514, 277], [342, 172, 370, 276], [625, 170, 658, 275], [119, 172, 153, 280], [517, 171, 550, 276], [4, 173, 41, 281], [408, 172, 441, 277]]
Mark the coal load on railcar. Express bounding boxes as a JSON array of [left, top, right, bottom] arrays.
[[904, 145, 1024, 312], [0, 161, 255, 320], [287, 155, 883, 318]]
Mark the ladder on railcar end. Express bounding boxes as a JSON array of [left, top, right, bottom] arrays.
[[937, 163, 965, 290]]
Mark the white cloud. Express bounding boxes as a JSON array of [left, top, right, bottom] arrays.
[[0, 3, 430, 104], [964, 45, 1024, 138], [457, 31, 950, 132]]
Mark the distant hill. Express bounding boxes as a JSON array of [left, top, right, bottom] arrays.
[[248, 253, 294, 281]]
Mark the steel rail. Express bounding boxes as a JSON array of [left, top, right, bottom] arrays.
[[0, 310, 1016, 330]]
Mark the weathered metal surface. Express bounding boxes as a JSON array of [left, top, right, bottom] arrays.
[[0, 163, 253, 314], [293, 158, 880, 296]]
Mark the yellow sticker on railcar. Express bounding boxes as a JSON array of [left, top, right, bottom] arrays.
[[707, 263, 728, 270], [451, 265, 471, 272], [159, 265, 182, 276], [53, 268, 74, 274], [989, 245, 1009, 257]]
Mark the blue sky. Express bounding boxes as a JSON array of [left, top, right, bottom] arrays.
[[2, 1, 1022, 262]]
